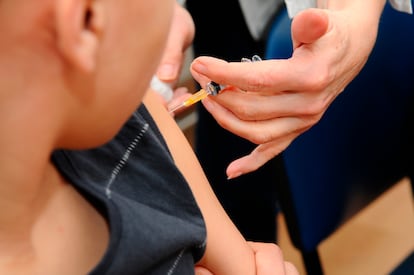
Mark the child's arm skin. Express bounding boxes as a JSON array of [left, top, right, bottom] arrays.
[[144, 91, 297, 275]]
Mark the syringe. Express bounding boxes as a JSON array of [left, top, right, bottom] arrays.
[[168, 81, 224, 114], [169, 55, 262, 114]]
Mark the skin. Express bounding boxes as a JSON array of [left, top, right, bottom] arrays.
[[159, 0, 387, 178], [191, 0, 387, 178], [145, 91, 299, 275], [0, 0, 170, 274], [0, 0, 298, 274], [154, 2, 195, 109]]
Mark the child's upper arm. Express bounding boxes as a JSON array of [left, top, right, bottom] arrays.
[[143, 91, 256, 274]]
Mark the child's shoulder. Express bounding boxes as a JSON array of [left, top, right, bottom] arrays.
[[51, 107, 206, 274]]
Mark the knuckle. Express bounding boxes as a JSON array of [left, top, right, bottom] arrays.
[[215, 117, 231, 131], [301, 99, 328, 116], [250, 135, 266, 145], [225, 99, 261, 121], [296, 114, 323, 134], [249, 130, 274, 145], [303, 66, 332, 93], [244, 72, 267, 92], [231, 104, 251, 120], [269, 243, 284, 257]]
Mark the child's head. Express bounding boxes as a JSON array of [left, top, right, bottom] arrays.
[[0, 0, 173, 149]]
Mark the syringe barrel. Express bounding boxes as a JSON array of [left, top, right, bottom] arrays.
[[206, 81, 225, 96]]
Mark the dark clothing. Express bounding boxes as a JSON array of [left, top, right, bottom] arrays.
[[186, 0, 283, 243], [52, 105, 206, 275]]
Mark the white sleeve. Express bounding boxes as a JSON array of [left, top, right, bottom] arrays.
[[238, 0, 284, 40], [284, 0, 413, 18], [177, 0, 186, 6], [284, 0, 316, 18], [389, 0, 413, 13]]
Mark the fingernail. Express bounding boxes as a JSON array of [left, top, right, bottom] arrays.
[[157, 64, 177, 80], [191, 61, 207, 75], [227, 172, 243, 180]]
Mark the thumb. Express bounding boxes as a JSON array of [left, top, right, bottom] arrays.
[[156, 3, 195, 82], [156, 47, 183, 83], [291, 8, 329, 49], [194, 266, 213, 275]]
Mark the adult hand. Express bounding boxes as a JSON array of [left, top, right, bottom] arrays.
[[190, 4, 384, 178], [195, 242, 299, 275], [153, 2, 195, 112]]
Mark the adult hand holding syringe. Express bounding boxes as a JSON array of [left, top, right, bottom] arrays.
[[168, 55, 262, 114]]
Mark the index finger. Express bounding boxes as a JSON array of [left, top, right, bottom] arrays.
[[190, 56, 308, 94]]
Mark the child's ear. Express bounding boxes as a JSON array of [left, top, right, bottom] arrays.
[[55, 0, 105, 73]]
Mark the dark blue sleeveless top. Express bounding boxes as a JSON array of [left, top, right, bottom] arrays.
[[52, 105, 206, 275]]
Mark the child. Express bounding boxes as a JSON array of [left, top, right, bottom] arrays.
[[0, 0, 297, 274]]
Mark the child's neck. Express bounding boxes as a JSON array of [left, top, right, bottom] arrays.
[[0, 160, 109, 275], [0, 162, 61, 272], [0, 110, 109, 275], [0, 123, 53, 226]]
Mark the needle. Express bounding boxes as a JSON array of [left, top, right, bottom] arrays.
[[168, 89, 210, 113]]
